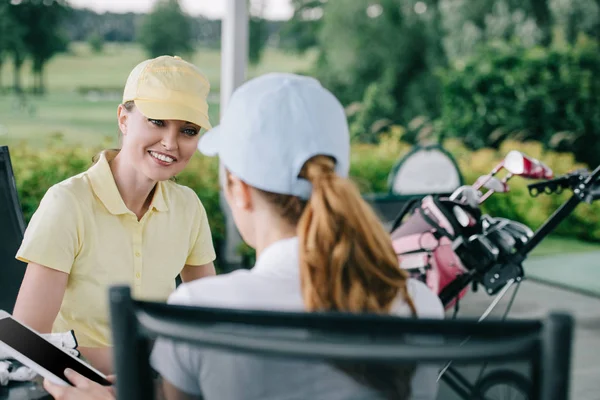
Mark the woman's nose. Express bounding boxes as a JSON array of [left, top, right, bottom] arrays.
[[161, 129, 179, 150]]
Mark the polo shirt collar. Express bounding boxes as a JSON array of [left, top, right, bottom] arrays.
[[88, 150, 169, 215], [252, 237, 300, 278]]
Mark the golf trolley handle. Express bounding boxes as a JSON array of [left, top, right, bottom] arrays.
[[519, 163, 600, 256]]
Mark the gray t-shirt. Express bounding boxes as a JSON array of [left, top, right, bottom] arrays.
[[150, 237, 445, 400]]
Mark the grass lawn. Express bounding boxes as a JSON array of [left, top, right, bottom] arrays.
[[0, 42, 316, 148], [526, 236, 600, 296], [530, 236, 600, 257]]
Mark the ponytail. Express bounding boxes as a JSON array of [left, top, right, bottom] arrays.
[[239, 155, 418, 399], [297, 156, 416, 315], [297, 156, 417, 399]]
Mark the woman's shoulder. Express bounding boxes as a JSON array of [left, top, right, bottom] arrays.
[[161, 180, 205, 209], [167, 269, 255, 308], [162, 180, 196, 198], [42, 173, 92, 205]]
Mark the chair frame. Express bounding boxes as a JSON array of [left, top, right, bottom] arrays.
[[109, 285, 573, 400]]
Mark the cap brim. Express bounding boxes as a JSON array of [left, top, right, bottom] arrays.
[[197, 125, 221, 156], [134, 99, 212, 130]]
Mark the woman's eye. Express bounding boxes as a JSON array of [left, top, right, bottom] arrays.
[[183, 128, 199, 136], [149, 119, 165, 127]]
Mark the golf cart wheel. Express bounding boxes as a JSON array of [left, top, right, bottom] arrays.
[[472, 370, 531, 400]]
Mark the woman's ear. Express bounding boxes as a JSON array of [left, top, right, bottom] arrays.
[[228, 175, 253, 211], [117, 104, 128, 135]]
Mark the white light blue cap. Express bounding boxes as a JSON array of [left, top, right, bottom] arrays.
[[198, 73, 350, 199]]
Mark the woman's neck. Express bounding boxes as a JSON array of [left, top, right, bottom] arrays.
[[109, 152, 157, 220], [253, 209, 297, 259]]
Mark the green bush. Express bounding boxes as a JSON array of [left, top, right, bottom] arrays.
[[350, 126, 412, 193], [439, 38, 600, 168], [87, 33, 104, 54], [445, 138, 600, 242], [8, 134, 600, 275]]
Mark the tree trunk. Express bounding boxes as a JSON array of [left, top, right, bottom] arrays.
[[39, 66, 45, 95], [13, 58, 22, 94], [31, 57, 46, 95], [34, 72, 40, 95]]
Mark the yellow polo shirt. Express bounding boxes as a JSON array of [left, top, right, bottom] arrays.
[[16, 150, 216, 347]]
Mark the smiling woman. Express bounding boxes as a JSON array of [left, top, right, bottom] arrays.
[[11, 55, 218, 375]]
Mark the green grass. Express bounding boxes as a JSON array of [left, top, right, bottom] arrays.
[[0, 42, 316, 147], [0, 42, 316, 94], [530, 236, 600, 257]]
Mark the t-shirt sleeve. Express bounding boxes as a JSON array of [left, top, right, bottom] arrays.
[[15, 185, 81, 273], [150, 286, 203, 396], [185, 194, 216, 266]]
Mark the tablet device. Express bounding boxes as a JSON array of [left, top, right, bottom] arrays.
[[0, 310, 111, 386]]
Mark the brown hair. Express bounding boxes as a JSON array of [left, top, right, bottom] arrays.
[[91, 101, 134, 165], [235, 155, 417, 399], [254, 155, 416, 315]]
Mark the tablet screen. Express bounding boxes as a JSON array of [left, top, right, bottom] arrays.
[[0, 317, 111, 386]]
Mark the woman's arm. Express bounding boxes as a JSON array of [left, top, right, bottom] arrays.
[[78, 347, 114, 376], [12, 262, 68, 333], [179, 262, 216, 283]]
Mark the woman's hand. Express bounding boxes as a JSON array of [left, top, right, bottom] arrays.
[[43, 369, 116, 400]]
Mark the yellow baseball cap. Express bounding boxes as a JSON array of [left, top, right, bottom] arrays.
[[122, 55, 212, 130]]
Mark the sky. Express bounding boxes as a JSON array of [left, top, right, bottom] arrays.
[[67, 0, 294, 20]]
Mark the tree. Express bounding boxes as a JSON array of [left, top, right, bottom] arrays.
[[1, 0, 70, 94], [4, 3, 28, 93], [313, 0, 447, 141], [249, 0, 268, 65], [138, 0, 194, 58], [88, 33, 105, 53], [440, 0, 546, 62], [279, 0, 326, 53], [20, 0, 70, 94], [0, 1, 9, 91]]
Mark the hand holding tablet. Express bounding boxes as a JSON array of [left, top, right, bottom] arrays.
[[43, 368, 116, 400], [0, 310, 111, 387]]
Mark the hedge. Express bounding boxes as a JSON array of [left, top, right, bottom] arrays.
[[8, 133, 600, 268], [439, 38, 600, 169]]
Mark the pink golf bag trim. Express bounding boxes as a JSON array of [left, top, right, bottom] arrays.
[[391, 195, 473, 308]]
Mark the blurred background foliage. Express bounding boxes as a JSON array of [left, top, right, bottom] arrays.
[[281, 0, 599, 169], [9, 134, 600, 263], [1, 0, 599, 255]]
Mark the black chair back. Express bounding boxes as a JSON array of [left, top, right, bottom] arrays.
[[109, 285, 573, 400], [0, 146, 26, 313]]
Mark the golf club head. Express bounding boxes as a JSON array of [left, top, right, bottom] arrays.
[[482, 176, 509, 193], [488, 217, 534, 246], [487, 227, 518, 254], [449, 186, 481, 208]]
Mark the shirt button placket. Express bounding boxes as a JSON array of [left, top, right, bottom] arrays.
[[133, 222, 143, 293]]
